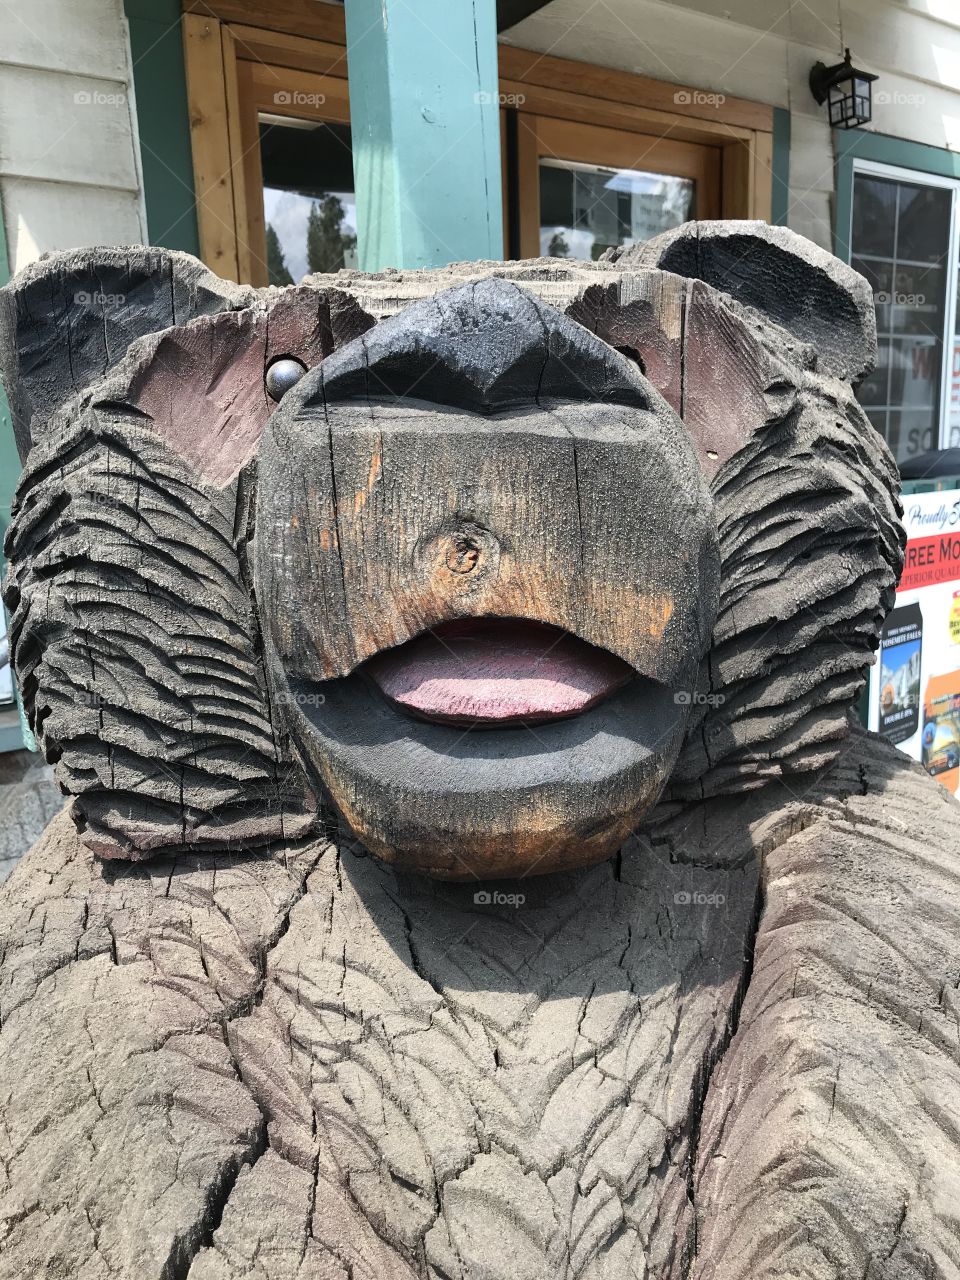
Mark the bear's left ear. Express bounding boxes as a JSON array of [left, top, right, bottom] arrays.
[[0, 246, 258, 458], [608, 220, 876, 383]]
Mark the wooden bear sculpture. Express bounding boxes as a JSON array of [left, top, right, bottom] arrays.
[[0, 223, 957, 1280]]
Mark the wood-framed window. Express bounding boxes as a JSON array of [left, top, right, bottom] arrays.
[[515, 116, 721, 260], [848, 158, 960, 465], [182, 2, 774, 283]]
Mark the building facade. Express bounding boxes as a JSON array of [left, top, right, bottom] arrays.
[[2, 1, 959, 460]]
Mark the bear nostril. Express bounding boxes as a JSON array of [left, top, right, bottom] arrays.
[[445, 535, 481, 574], [422, 521, 499, 586]]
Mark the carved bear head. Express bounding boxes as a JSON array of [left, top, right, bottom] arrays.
[[0, 223, 903, 878]]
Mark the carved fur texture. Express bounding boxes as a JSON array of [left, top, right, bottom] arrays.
[[1, 227, 902, 862]]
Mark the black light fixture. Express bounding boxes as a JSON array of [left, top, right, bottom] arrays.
[[809, 48, 878, 129]]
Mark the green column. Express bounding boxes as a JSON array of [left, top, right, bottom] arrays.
[[125, 0, 200, 255], [0, 200, 31, 751], [344, 0, 504, 271]]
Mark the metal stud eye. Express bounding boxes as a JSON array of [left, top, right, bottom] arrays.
[[265, 356, 307, 402]]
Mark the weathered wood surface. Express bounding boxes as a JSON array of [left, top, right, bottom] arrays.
[[1, 231, 901, 869], [251, 277, 721, 876], [1, 726, 958, 1278], [0, 247, 256, 456], [129, 286, 373, 486], [3, 404, 318, 861], [255, 278, 718, 683], [0, 226, 948, 1276], [608, 220, 878, 382], [303, 239, 902, 804]]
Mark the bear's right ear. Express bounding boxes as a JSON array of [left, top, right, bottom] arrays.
[[0, 246, 257, 458], [608, 220, 876, 383]]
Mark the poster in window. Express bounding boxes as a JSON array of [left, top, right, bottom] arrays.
[[870, 487, 960, 793]]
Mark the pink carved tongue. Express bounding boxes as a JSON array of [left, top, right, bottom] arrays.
[[365, 620, 633, 727]]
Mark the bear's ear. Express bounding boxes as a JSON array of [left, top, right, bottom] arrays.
[[608, 220, 876, 383], [0, 246, 257, 458]]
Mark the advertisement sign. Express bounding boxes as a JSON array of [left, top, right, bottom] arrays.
[[869, 487, 960, 792]]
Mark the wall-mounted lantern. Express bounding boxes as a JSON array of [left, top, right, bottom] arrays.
[[809, 48, 878, 129]]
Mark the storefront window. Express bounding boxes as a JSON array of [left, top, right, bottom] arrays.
[[851, 167, 955, 465], [539, 160, 693, 261], [259, 115, 357, 285]]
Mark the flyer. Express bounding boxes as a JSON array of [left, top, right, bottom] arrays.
[[869, 487, 960, 793]]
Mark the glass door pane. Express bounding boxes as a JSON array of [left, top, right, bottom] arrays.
[[259, 115, 357, 285], [851, 170, 953, 465], [539, 159, 694, 260]]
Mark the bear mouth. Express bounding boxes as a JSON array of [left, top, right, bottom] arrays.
[[273, 619, 692, 880], [362, 619, 635, 728]]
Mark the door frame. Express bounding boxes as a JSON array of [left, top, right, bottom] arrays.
[[183, 16, 352, 281], [181, 6, 774, 283]]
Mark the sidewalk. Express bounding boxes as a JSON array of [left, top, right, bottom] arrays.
[[0, 750, 63, 883]]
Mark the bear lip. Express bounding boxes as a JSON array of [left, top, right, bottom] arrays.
[[362, 619, 635, 728]]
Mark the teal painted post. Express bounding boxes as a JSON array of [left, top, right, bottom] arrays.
[[0, 192, 31, 751], [344, 0, 504, 271], [125, 0, 201, 255], [771, 107, 791, 227]]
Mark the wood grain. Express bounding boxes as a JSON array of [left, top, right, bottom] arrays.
[[183, 13, 239, 282], [300, 241, 900, 800], [0, 229, 901, 866], [0, 249, 372, 860]]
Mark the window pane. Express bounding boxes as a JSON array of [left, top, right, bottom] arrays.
[[851, 170, 953, 464], [259, 116, 357, 284], [887, 409, 939, 460], [892, 263, 944, 335], [852, 176, 897, 257], [539, 159, 693, 261], [897, 183, 952, 263], [950, 272, 960, 450], [855, 358, 887, 408]]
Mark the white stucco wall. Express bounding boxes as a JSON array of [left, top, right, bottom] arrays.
[[0, 0, 146, 272], [503, 0, 960, 251]]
